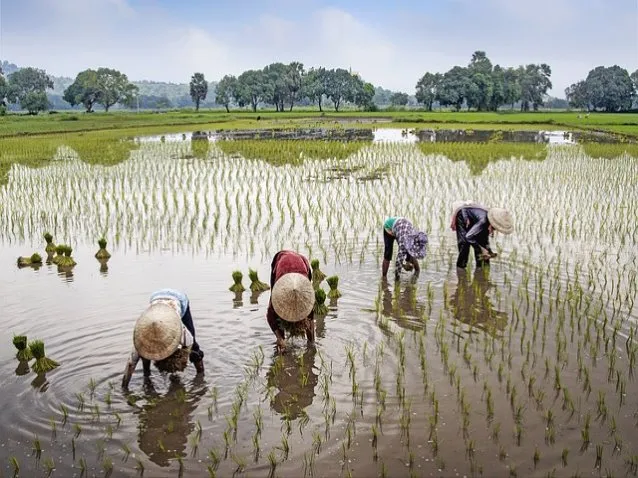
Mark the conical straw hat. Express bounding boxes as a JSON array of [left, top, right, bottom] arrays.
[[487, 208, 514, 235], [133, 302, 182, 361], [272, 273, 315, 323]]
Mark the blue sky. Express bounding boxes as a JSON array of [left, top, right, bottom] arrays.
[[1, 0, 636, 95]]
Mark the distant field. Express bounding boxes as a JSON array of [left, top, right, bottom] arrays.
[[1, 109, 638, 138]]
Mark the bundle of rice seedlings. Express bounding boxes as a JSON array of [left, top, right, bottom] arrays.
[[276, 317, 311, 337], [13, 335, 33, 361], [52, 245, 66, 265], [311, 259, 326, 284], [94, 238, 111, 260], [57, 246, 76, 267], [326, 276, 342, 299], [17, 253, 43, 267], [44, 232, 56, 254], [249, 268, 270, 292], [154, 347, 191, 373], [229, 271, 245, 293], [313, 288, 329, 316], [29, 340, 60, 374]]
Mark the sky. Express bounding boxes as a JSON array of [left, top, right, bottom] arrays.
[[1, 0, 637, 96]]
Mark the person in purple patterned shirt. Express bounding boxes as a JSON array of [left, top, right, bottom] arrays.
[[382, 217, 428, 280]]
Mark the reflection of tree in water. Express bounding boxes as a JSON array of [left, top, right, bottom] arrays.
[[134, 376, 207, 467], [265, 347, 318, 420], [380, 277, 427, 331], [449, 269, 508, 335]]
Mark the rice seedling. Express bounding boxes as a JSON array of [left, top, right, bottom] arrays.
[[229, 270, 246, 292], [13, 334, 33, 361], [43, 456, 55, 477], [267, 450, 277, 478], [9, 456, 19, 477], [313, 288, 329, 315], [32, 434, 42, 460], [94, 237, 111, 259], [29, 339, 59, 373], [249, 268, 269, 291], [562, 448, 569, 467], [44, 231, 56, 253], [326, 275, 342, 299]]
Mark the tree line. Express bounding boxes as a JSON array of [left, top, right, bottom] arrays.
[[1, 53, 637, 114]]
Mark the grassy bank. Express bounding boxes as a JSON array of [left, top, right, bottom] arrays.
[[2, 110, 638, 138]]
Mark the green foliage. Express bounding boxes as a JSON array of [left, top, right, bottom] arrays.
[[230, 270, 245, 293], [248, 269, 270, 292], [417, 141, 548, 175], [216, 75, 237, 112], [313, 288, 329, 316], [581, 143, 638, 159], [29, 340, 60, 373], [326, 276, 342, 299], [390, 92, 409, 107], [416, 52, 550, 112], [7, 67, 53, 113], [13, 335, 33, 361], [566, 66, 634, 112], [217, 140, 365, 166], [190, 73, 208, 111], [30, 253, 42, 263]]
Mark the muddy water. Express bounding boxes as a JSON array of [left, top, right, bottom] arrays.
[[0, 139, 637, 477]]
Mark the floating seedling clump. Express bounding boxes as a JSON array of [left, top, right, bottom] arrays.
[[95, 238, 111, 260], [56, 246, 77, 267], [154, 347, 191, 373], [326, 276, 342, 299], [311, 259, 326, 287], [249, 268, 270, 292], [13, 335, 33, 361], [17, 253, 43, 267], [313, 288, 329, 316], [229, 271, 246, 293], [44, 232, 56, 254], [29, 340, 59, 374], [52, 245, 65, 265]]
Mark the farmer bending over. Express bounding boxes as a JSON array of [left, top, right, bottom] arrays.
[[122, 289, 204, 388], [267, 250, 316, 354], [382, 217, 428, 280], [451, 201, 514, 269]]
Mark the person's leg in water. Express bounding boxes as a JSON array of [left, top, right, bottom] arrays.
[[181, 305, 204, 373], [456, 213, 471, 269], [382, 228, 395, 277]]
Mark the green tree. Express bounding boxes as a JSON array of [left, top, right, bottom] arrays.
[[7, 67, 53, 113], [353, 81, 376, 110], [565, 80, 590, 110], [583, 65, 633, 112], [466, 51, 494, 111], [235, 69, 266, 112], [215, 75, 237, 112], [189, 72, 208, 111], [94, 68, 137, 112], [304, 67, 329, 111], [436, 66, 469, 111], [262, 63, 288, 111], [285, 61, 305, 111], [390, 92, 409, 106], [0, 66, 7, 107], [502, 67, 522, 109], [519, 64, 552, 111], [63, 69, 100, 112], [326, 68, 357, 112], [415, 72, 442, 111], [21, 91, 50, 114]]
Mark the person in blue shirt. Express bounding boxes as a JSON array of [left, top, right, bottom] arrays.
[[122, 289, 204, 388], [382, 217, 428, 280]]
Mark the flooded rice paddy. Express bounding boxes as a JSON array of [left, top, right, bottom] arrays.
[[0, 134, 637, 478]]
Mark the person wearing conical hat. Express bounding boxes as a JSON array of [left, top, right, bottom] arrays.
[[382, 217, 428, 281], [267, 250, 316, 353], [452, 202, 514, 269], [122, 289, 204, 388]]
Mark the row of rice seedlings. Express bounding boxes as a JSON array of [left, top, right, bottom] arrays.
[[2, 142, 636, 291]]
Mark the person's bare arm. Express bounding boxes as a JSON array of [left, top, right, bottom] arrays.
[[122, 349, 141, 389]]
